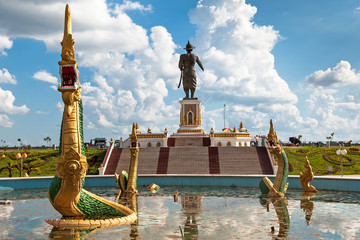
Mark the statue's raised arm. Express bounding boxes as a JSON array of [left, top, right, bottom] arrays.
[[178, 41, 204, 99]]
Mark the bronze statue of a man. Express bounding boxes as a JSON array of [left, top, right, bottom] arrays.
[[178, 41, 204, 99]]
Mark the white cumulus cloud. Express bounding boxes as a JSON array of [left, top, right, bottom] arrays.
[[33, 70, 58, 84], [56, 101, 64, 112], [300, 87, 360, 141], [190, 0, 297, 105], [182, 0, 311, 139], [0, 114, 14, 128], [305, 60, 360, 87], [115, 0, 152, 13], [0, 35, 13, 55], [0, 68, 16, 84], [0, 68, 29, 128], [3, 0, 358, 142], [0, 85, 30, 128], [0, 87, 29, 114], [2, 0, 299, 136]]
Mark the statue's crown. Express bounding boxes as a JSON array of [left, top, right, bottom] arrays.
[[184, 40, 195, 50]]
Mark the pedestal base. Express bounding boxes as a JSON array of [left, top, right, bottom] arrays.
[[177, 99, 205, 135]]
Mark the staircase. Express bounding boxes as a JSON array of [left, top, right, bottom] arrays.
[[256, 147, 273, 174], [105, 146, 273, 175], [104, 148, 122, 174], [167, 147, 210, 174], [157, 147, 169, 174], [218, 147, 270, 174]]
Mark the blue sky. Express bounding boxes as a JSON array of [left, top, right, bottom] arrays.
[[1, 0, 360, 146]]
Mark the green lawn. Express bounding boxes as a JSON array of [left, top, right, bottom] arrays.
[[284, 146, 360, 176], [0, 148, 107, 177], [1, 146, 359, 177]]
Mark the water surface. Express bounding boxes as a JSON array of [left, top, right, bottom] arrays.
[[1, 186, 359, 239]]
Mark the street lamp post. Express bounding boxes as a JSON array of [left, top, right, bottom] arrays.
[[15, 152, 27, 177], [223, 104, 226, 129], [336, 146, 347, 177]]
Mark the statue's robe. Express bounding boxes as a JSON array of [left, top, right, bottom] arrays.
[[179, 53, 203, 92]]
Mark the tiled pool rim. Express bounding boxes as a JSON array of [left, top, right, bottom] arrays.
[[0, 175, 359, 192]]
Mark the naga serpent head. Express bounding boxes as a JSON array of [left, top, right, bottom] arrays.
[[62, 87, 81, 117], [266, 119, 284, 156]]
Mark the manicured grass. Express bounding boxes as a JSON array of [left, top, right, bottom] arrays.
[[284, 146, 360, 176], [0, 148, 107, 177]]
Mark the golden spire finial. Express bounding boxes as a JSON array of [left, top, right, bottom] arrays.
[[64, 4, 72, 37], [130, 123, 137, 142], [239, 121, 247, 132], [267, 119, 279, 143], [59, 4, 76, 65]]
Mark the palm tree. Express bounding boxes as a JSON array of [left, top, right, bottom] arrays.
[[326, 133, 335, 147], [43, 137, 52, 147]]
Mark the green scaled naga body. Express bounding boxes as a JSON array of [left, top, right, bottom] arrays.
[[46, 4, 136, 227]]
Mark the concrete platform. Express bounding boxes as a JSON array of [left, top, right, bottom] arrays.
[[1, 175, 359, 192]]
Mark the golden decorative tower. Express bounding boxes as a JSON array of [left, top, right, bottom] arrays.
[[267, 119, 280, 146], [126, 123, 139, 195], [53, 4, 87, 217], [58, 4, 76, 66], [238, 121, 247, 132], [47, 5, 137, 227]]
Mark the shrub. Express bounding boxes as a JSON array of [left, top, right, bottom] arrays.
[[349, 148, 359, 152], [322, 154, 356, 166], [288, 162, 293, 172]]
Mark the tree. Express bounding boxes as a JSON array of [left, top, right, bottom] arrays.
[[17, 138, 23, 148], [289, 137, 301, 145], [0, 161, 19, 177], [43, 137, 52, 147], [326, 132, 335, 147], [0, 139, 8, 150], [22, 163, 41, 176]]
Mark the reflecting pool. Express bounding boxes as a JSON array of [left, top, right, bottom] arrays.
[[1, 186, 360, 239]]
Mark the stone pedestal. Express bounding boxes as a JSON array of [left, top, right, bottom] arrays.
[[176, 99, 205, 134]]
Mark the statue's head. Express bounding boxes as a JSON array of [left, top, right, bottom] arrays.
[[184, 40, 195, 52]]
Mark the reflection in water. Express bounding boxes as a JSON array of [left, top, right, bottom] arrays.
[[3, 187, 360, 239], [301, 192, 316, 226], [264, 196, 290, 240], [0, 204, 14, 240], [181, 195, 202, 240], [47, 194, 140, 239], [174, 190, 179, 202], [127, 194, 139, 240], [48, 227, 98, 240]]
